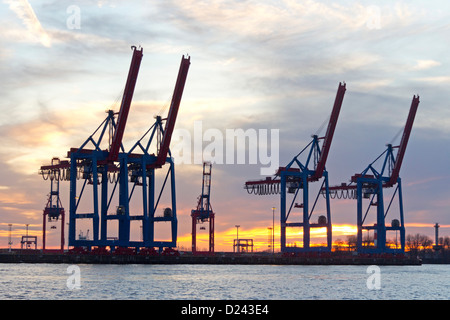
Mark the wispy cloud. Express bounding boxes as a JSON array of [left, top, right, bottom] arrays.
[[4, 0, 51, 47], [406, 223, 450, 228], [413, 59, 441, 70], [406, 176, 446, 187], [415, 76, 450, 84]]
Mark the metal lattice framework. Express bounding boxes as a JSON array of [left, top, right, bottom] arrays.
[[39, 47, 190, 253], [40, 157, 66, 252], [191, 162, 215, 255], [328, 95, 420, 253], [245, 83, 346, 253]]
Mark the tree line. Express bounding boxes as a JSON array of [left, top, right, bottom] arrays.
[[332, 233, 450, 253]]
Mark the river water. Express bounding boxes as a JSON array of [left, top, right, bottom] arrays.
[[0, 263, 448, 300]]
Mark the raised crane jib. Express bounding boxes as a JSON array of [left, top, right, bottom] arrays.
[[312, 82, 346, 181], [107, 46, 143, 162], [387, 94, 420, 187], [155, 55, 191, 167]]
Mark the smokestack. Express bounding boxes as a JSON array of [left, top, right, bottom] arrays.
[[434, 223, 440, 247]]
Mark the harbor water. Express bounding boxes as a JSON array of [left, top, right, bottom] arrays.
[[0, 263, 448, 300]]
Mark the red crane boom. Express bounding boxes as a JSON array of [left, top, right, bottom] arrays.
[[387, 94, 420, 187], [312, 82, 346, 181], [107, 46, 143, 162], [244, 82, 346, 194], [154, 55, 190, 167]]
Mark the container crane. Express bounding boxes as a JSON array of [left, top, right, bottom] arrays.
[[39, 157, 67, 252], [39, 47, 191, 253], [191, 162, 215, 255], [244, 82, 346, 253], [327, 95, 420, 253], [126, 54, 190, 252], [66, 46, 143, 249]]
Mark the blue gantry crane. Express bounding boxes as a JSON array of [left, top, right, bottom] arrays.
[[66, 45, 143, 251], [125, 54, 190, 253], [39, 46, 190, 253], [328, 95, 420, 253], [244, 82, 346, 253]]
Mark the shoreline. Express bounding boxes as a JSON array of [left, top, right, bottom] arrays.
[[0, 250, 423, 266]]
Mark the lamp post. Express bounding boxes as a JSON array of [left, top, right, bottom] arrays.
[[25, 224, 29, 249], [272, 207, 276, 254], [66, 222, 70, 251], [235, 225, 240, 252], [8, 224, 12, 252]]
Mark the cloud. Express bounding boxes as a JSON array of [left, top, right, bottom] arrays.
[[0, 99, 114, 174], [4, 0, 51, 47], [415, 76, 450, 84], [406, 223, 450, 228], [406, 176, 446, 187], [169, 0, 385, 40], [413, 59, 441, 70]]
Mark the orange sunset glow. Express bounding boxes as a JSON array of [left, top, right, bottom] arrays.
[[178, 224, 358, 252]]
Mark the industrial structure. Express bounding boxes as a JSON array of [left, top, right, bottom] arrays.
[[233, 239, 254, 253], [434, 223, 440, 250], [31, 46, 424, 265], [245, 82, 346, 253], [21, 235, 37, 250], [191, 162, 215, 255], [327, 95, 420, 253], [39, 157, 66, 252], [39, 46, 190, 253]]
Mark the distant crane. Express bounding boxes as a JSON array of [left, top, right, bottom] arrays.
[[39, 157, 67, 252], [327, 95, 420, 253], [191, 162, 215, 255], [244, 83, 346, 253]]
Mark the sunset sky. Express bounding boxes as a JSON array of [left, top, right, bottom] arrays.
[[1, 0, 449, 251]]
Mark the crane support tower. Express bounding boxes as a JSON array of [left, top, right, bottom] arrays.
[[327, 95, 420, 254], [244, 83, 346, 253], [125, 54, 190, 252], [39, 46, 191, 253], [191, 162, 215, 255], [39, 157, 66, 252], [67, 46, 143, 250]]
